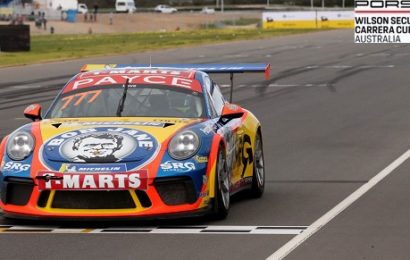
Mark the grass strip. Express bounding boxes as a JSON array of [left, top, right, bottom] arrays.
[[0, 28, 324, 67]]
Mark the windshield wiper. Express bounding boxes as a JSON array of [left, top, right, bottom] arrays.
[[116, 78, 130, 117]]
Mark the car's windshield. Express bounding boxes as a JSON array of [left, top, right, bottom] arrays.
[[47, 84, 205, 118]]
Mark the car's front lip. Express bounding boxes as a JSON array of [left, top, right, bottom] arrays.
[[2, 205, 212, 222], [1, 191, 210, 219]]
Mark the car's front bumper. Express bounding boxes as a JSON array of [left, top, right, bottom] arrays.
[[0, 176, 212, 220]]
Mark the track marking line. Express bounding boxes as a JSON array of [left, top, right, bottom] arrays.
[[0, 85, 42, 95], [5, 226, 55, 233], [325, 65, 352, 69], [0, 225, 307, 235], [80, 228, 95, 233], [11, 85, 41, 90], [220, 83, 331, 89], [0, 226, 12, 233], [51, 228, 89, 233], [267, 149, 410, 260], [304, 65, 395, 69]]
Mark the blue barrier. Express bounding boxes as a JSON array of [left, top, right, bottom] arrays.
[[66, 9, 77, 23]]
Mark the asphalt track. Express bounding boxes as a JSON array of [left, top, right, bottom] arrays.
[[0, 29, 410, 259]]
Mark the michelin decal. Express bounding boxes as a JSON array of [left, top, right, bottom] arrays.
[[62, 163, 127, 173]]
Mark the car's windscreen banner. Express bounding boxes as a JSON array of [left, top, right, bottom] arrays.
[[64, 74, 203, 93]]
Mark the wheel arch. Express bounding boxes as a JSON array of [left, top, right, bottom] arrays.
[[0, 135, 9, 166], [207, 134, 226, 198], [252, 124, 263, 174], [256, 124, 263, 149]]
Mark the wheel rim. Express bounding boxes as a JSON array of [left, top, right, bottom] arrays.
[[217, 151, 230, 209], [255, 135, 265, 187]]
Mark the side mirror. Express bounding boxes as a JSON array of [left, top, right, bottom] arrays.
[[24, 104, 42, 121], [218, 103, 244, 125]]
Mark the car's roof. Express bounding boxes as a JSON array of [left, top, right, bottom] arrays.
[[63, 68, 203, 94]]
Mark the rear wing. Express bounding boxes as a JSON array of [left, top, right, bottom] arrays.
[[80, 63, 271, 102]]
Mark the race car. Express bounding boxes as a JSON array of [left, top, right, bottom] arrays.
[[0, 63, 270, 220]]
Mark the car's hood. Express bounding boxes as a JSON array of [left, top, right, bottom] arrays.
[[37, 117, 202, 166]]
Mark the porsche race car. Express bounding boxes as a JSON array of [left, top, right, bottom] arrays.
[[0, 63, 269, 220]]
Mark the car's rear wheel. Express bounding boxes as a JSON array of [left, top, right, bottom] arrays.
[[250, 131, 265, 198], [211, 146, 230, 219]]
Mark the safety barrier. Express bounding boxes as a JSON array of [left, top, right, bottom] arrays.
[[262, 11, 354, 29]]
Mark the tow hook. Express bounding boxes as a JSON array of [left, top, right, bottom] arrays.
[[35, 175, 63, 182]]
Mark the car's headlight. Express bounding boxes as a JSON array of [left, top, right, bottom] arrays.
[[168, 130, 200, 160], [7, 131, 35, 161]]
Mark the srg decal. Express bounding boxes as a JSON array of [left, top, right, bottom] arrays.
[[160, 161, 196, 172], [3, 162, 31, 173]]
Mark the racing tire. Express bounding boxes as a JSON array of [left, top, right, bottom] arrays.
[[211, 146, 230, 220], [250, 131, 265, 198]]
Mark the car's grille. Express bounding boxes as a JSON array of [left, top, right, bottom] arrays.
[[37, 190, 50, 207], [154, 177, 197, 205], [51, 190, 136, 209], [1, 177, 34, 206], [135, 189, 152, 208]]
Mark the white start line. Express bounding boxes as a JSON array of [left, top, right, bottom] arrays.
[[267, 149, 410, 260]]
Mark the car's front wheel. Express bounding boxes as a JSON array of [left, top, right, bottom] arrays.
[[211, 146, 230, 219]]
